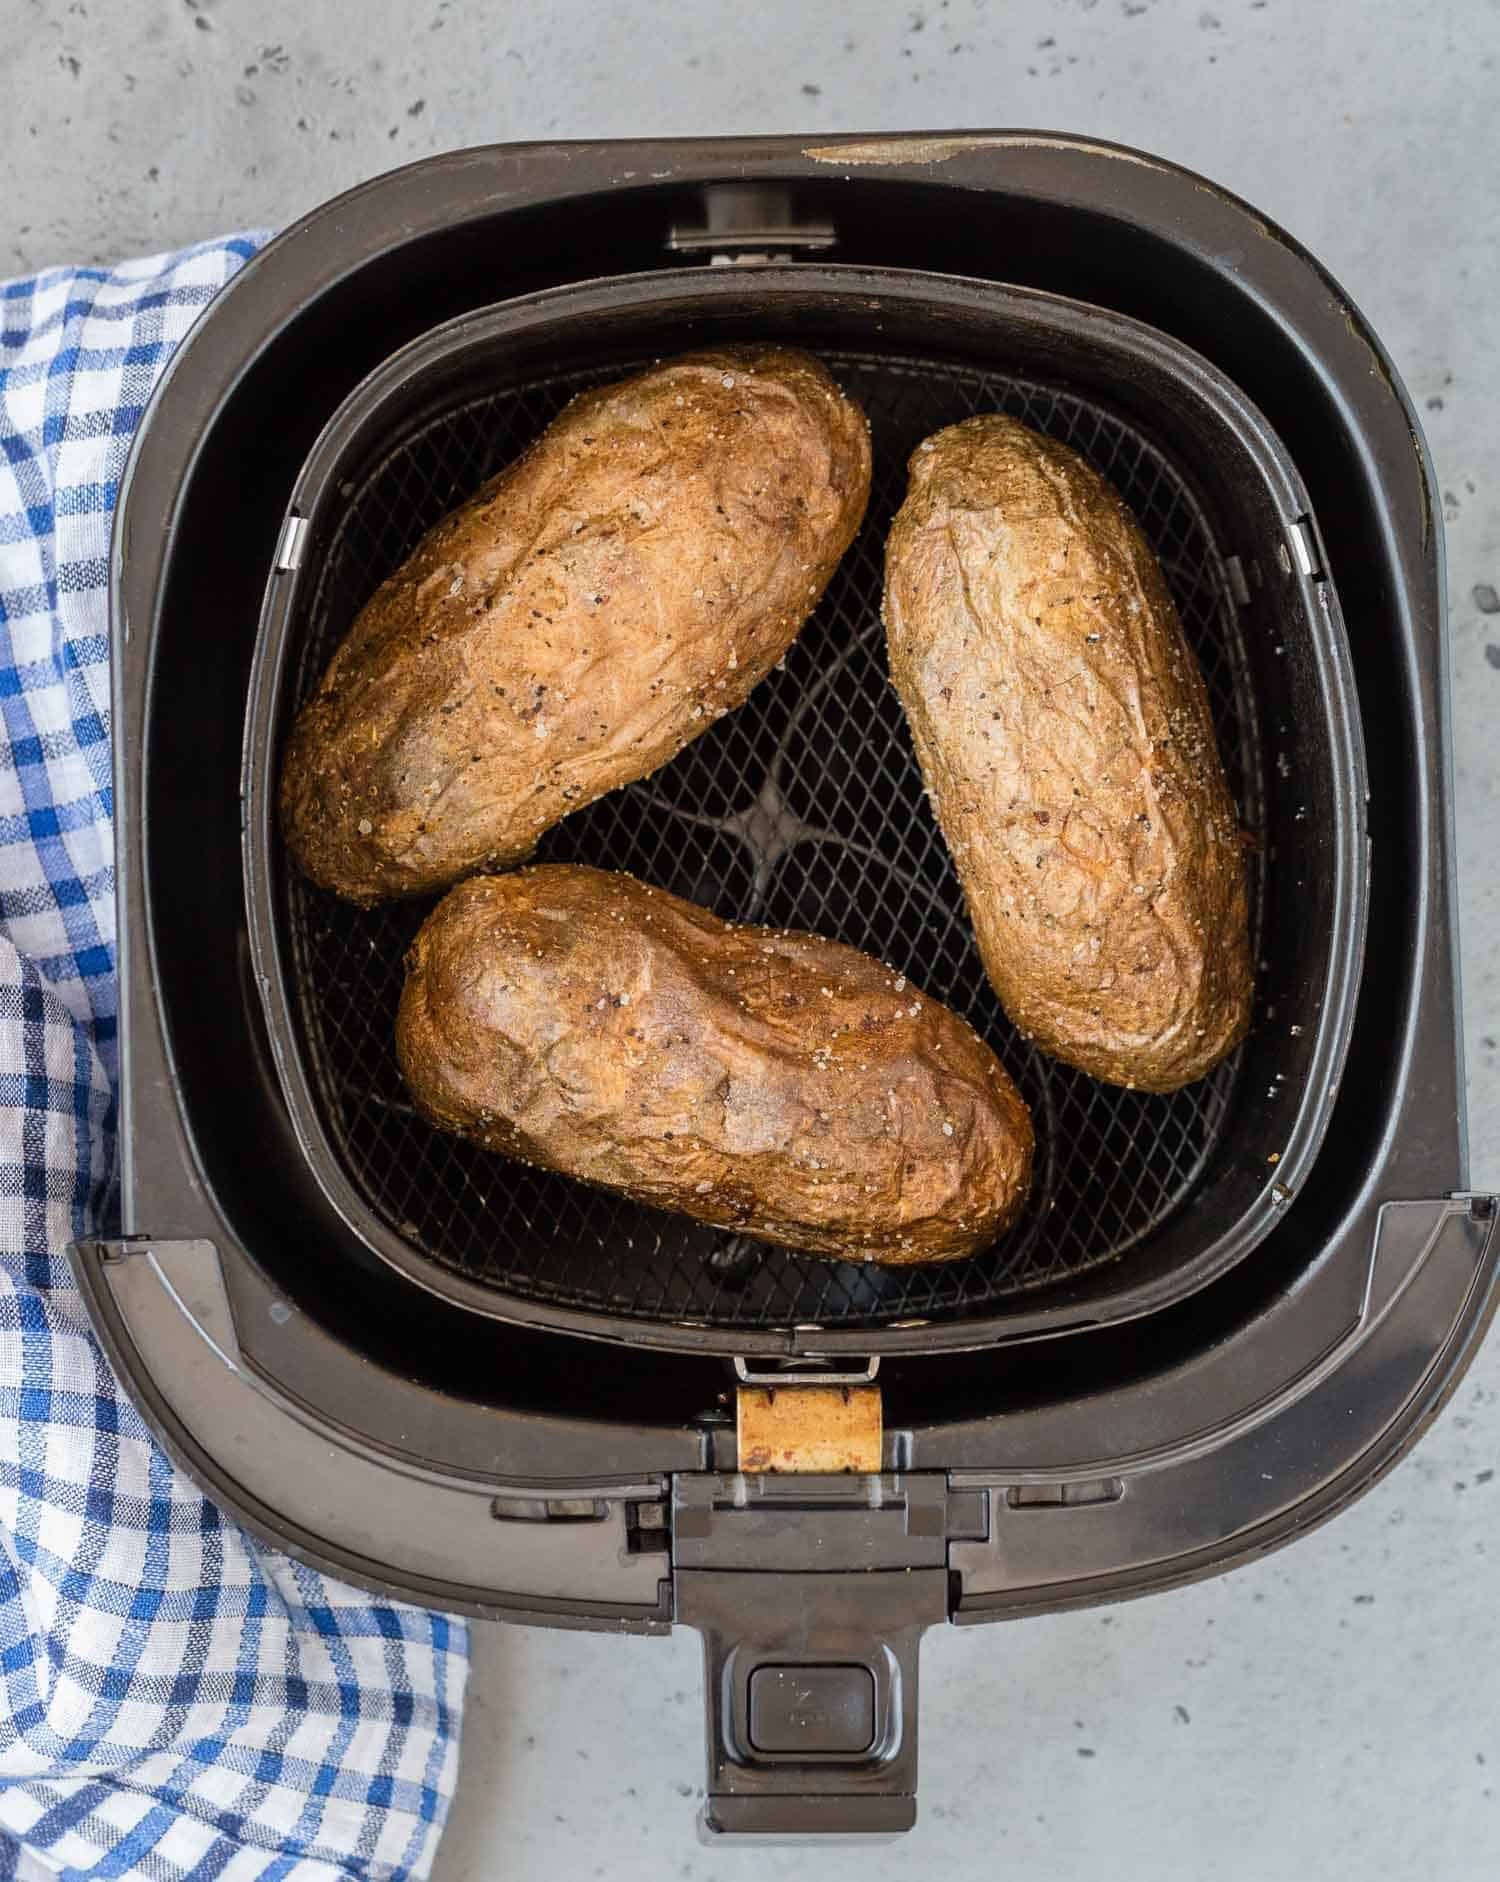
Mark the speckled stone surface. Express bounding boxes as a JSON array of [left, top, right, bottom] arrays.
[[4, 1, 1495, 1876]]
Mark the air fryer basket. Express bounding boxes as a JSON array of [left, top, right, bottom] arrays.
[[244, 266, 1367, 1357]]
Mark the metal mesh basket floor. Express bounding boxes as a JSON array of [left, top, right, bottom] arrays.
[[282, 349, 1262, 1335]]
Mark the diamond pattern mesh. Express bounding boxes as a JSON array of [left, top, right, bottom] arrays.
[[280, 351, 1261, 1333]]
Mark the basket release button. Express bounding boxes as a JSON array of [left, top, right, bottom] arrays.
[[747, 1664, 876, 1757]]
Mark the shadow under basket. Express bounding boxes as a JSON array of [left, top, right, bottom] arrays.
[[243, 265, 1366, 1358]]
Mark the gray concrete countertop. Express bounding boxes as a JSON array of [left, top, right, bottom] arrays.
[[4, 1, 1495, 1877]]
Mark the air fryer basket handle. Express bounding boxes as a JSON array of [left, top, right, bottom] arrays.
[[677, 1566, 948, 1841]]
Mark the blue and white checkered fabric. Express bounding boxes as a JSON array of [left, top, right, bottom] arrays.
[[0, 239, 468, 1882]]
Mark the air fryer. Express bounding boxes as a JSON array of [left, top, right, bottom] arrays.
[[75, 133, 1496, 1841]]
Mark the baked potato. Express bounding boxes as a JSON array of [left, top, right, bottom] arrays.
[[396, 865, 1033, 1264], [281, 347, 871, 905], [883, 415, 1252, 1093]]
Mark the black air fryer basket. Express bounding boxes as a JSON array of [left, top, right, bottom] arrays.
[[77, 134, 1496, 1841], [243, 268, 1365, 1355]]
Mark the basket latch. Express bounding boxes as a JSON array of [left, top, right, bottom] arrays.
[[732, 1357, 882, 1474]]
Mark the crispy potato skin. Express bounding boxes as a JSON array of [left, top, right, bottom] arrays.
[[396, 866, 1033, 1264], [883, 416, 1252, 1093], [281, 347, 871, 905]]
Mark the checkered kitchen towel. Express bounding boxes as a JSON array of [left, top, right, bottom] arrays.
[[0, 239, 467, 1881]]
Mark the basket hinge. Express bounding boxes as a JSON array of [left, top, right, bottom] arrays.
[[274, 511, 309, 572], [1285, 512, 1326, 582]]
